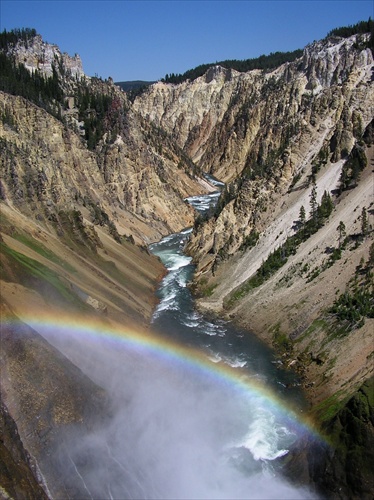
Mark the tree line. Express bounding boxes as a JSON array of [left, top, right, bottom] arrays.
[[326, 18, 373, 40], [0, 51, 64, 117], [0, 28, 37, 50], [163, 49, 303, 85], [0, 28, 128, 151]]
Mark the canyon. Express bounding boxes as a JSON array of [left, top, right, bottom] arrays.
[[0, 26, 373, 498]]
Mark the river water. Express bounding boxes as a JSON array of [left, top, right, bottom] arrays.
[[150, 228, 304, 406], [151, 176, 304, 405]]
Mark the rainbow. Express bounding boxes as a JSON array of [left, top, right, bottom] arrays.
[[2, 308, 326, 446]]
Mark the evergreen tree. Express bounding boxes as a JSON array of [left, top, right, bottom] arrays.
[[337, 221, 346, 248], [298, 205, 306, 236], [369, 242, 374, 266], [309, 182, 318, 227], [318, 190, 334, 219], [299, 205, 306, 225], [361, 206, 368, 237], [338, 163, 350, 193], [326, 17, 373, 39], [163, 49, 303, 84]]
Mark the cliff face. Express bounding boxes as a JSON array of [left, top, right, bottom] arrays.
[[6, 33, 85, 80], [182, 36, 373, 409], [134, 34, 374, 313], [0, 90, 203, 245], [134, 34, 373, 183], [0, 400, 49, 500], [179, 35, 374, 408], [133, 66, 241, 166], [0, 303, 112, 499]]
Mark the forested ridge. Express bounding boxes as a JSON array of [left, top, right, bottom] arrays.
[[0, 27, 37, 50], [0, 28, 129, 150], [0, 28, 64, 117], [162, 49, 303, 84], [327, 17, 374, 41], [163, 18, 373, 84]]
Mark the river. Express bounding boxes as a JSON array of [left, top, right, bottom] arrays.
[[143, 179, 315, 499]]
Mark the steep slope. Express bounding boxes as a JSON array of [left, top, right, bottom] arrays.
[[0, 302, 112, 499], [178, 33, 374, 407], [1, 29, 212, 244], [0, 29, 216, 329], [0, 400, 49, 500], [134, 33, 373, 183], [180, 36, 374, 411], [195, 144, 373, 405], [0, 90, 201, 245]]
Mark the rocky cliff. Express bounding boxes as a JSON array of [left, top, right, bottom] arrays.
[[0, 302, 114, 498], [12, 34, 85, 80], [183, 34, 374, 406], [0, 399, 49, 499], [0, 88, 205, 245], [134, 34, 373, 181]]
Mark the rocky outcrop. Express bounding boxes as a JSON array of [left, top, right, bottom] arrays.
[[135, 34, 373, 181], [1, 31, 211, 245], [133, 66, 241, 166], [302, 33, 372, 89], [0, 303, 110, 498], [6, 33, 85, 80], [0, 400, 49, 500], [135, 34, 373, 266]]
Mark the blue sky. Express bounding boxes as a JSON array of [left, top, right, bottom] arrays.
[[1, 1, 372, 81]]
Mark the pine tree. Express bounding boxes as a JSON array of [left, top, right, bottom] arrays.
[[337, 221, 346, 248], [361, 207, 368, 237], [318, 190, 334, 219], [309, 182, 318, 228], [298, 205, 306, 236], [299, 205, 306, 225], [338, 163, 350, 193]]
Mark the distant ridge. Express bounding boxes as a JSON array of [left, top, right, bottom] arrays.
[[161, 17, 373, 85], [115, 80, 155, 91], [115, 19, 373, 89]]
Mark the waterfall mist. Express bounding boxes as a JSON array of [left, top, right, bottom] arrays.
[[38, 322, 318, 500]]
